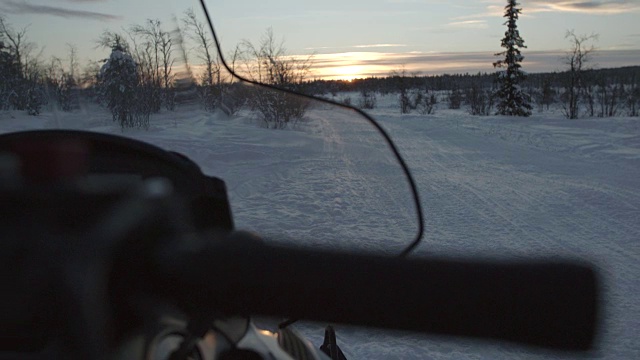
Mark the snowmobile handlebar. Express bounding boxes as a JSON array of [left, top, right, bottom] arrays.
[[153, 231, 600, 352], [4, 179, 599, 355]]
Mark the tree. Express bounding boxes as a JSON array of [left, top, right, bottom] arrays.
[[96, 31, 130, 53], [466, 82, 494, 116], [358, 87, 377, 110], [493, 0, 531, 117], [627, 73, 640, 117], [182, 8, 221, 111], [0, 15, 27, 76], [99, 42, 140, 128], [44, 56, 66, 110], [66, 43, 78, 83], [64, 44, 79, 110], [416, 90, 437, 115], [538, 74, 555, 111], [131, 19, 176, 111], [44, 44, 78, 111], [239, 28, 312, 128], [595, 74, 622, 117], [157, 24, 176, 110], [448, 85, 463, 109], [389, 66, 412, 114], [562, 30, 598, 119], [0, 39, 21, 110], [0, 15, 45, 114]]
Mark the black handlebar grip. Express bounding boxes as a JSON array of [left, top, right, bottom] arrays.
[[155, 234, 599, 351]]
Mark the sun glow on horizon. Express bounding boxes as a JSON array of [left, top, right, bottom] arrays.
[[309, 52, 391, 80], [327, 65, 366, 81]]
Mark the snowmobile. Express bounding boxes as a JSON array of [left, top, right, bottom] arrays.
[[1, 1, 600, 359], [0, 127, 601, 360]]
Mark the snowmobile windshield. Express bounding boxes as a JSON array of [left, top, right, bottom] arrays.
[[0, 0, 421, 254]]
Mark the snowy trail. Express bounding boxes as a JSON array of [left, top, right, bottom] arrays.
[[126, 106, 417, 252]]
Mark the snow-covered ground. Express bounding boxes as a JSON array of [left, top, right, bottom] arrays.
[[1, 95, 638, 359]]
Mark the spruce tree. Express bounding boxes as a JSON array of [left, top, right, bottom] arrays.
[[99, 40, 138, 128], [493, 0, 532, 116]]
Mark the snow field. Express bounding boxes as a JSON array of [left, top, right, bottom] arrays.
[[1, 96, 638, 358]]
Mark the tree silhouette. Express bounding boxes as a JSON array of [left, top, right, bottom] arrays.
[[493, 0, 531, 116]]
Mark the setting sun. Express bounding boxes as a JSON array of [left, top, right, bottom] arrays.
[[333, 65, 366, 81], [310, 52, 392, 80]]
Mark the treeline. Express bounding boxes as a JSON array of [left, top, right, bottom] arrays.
[[303, 66, 640, 96], [299, 66, 640, 118], [2, 9, 639, 126]]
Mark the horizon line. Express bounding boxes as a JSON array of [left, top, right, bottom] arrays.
[[300, 49, 640, 81]]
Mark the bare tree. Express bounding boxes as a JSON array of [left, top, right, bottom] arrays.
[[182, 8, 221, 110], [239, 28, 312, 87], [158, 25, 176, 109], [124, 29, 160, 113], [0, 17, 22, 110], [466, 82, 494, 116], [390, 66, 413, 114], [131, 20, 159, 76], [448, 85, 463, 109], [627, 74, 640, 117], [562, 30, 598, 119], [96, 31, 129, 52], [595, 75, 622, 117], [416, 90, 437, 115], [79, 60, 101, 93], [60, 43, 80, 110], [218, 44, 248, 116], [0, 15, 28, 74], [538, 74, 555, 111], [238, 28, 313, 128], [227, 44, 242, 75], [44, 55, 71, 110], [131, 19, 175, 110], [66, 43, 78, 82], [0, 15, 44, 113], [358, 88, 377, 110]]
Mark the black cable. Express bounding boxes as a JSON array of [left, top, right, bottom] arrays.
[[197, 0, 425, 257]]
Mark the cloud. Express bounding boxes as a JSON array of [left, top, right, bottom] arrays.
[[305, 46, 337, 50], [0, 0, 120, 21], [528, 1, 640, 14], [353, 44, 407, 48], [310, 51, 496, 78], [447, 20, 489, 29], [304, 44, 408, 51], [453, 0, 638, 22]]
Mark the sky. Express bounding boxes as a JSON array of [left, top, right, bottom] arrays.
[[1, 0, 639, 80]]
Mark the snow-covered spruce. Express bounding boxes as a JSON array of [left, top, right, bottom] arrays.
[[493, 0, 532, 117], [98, 43, 148, 129]]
